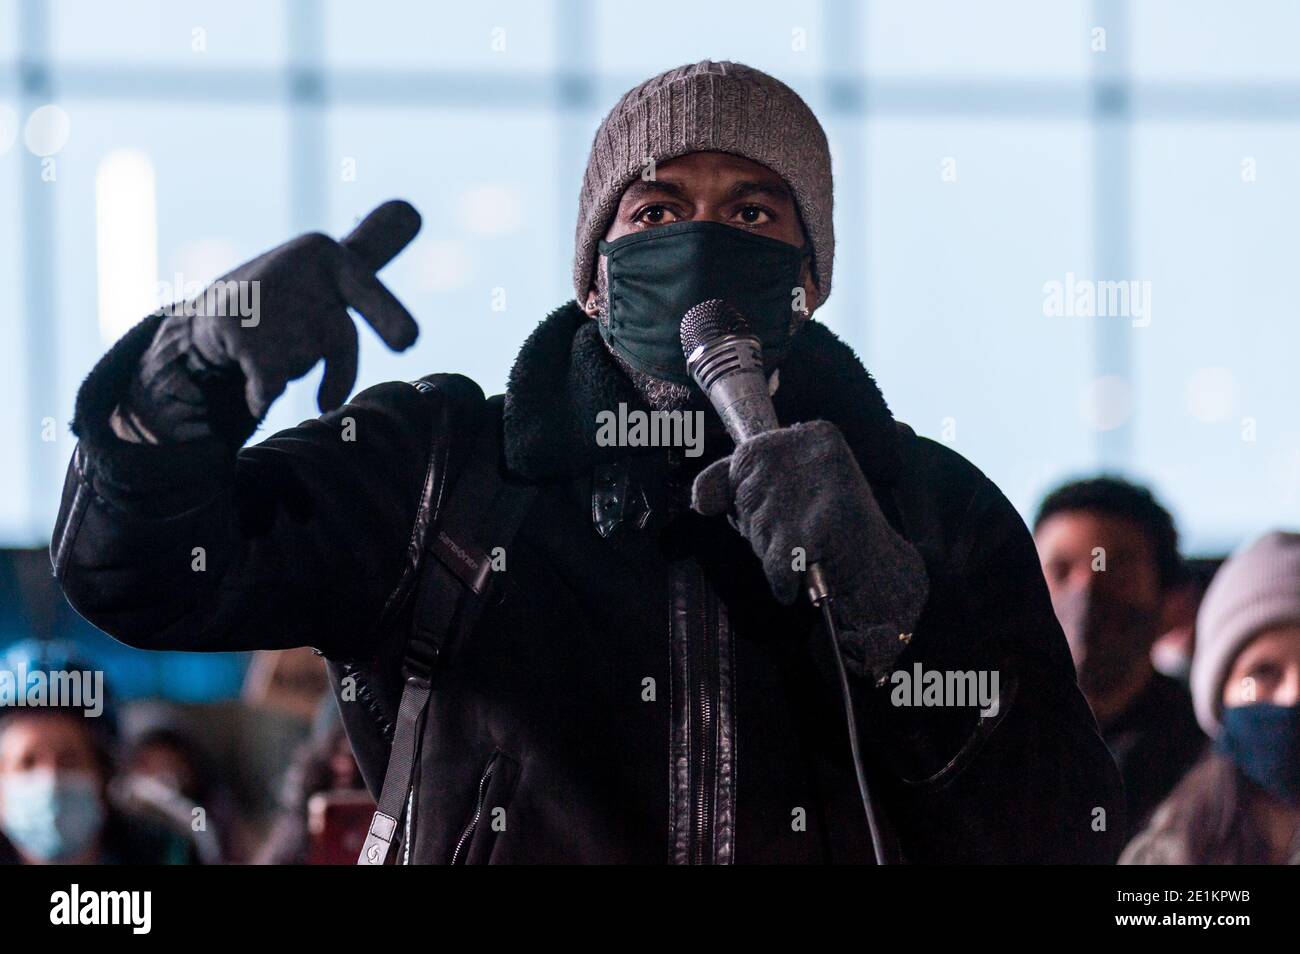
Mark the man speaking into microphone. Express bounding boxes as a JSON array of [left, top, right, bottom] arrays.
[[51, 61, 1123, 864]]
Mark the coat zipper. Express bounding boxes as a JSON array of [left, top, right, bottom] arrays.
[[666, 451, 735, 864], [451, 752, 499, 864], [691, 579, 721, 863]]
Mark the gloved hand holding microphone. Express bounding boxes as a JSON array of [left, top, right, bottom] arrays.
[[681, 300, 930, 684]]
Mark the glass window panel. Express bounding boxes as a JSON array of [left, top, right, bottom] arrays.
[[323, 0, 557, 72], [0, 0, 17, 66], [864, 118, 1095, 522], [1132, 0, 1300, 82], [1, 1, 1296, 600], [814, 107, 869, 341], [0, 106, 27, 543], [43, 100, 292, 537], [318, 106, 565, 413], [49, 0, 286, 68], [593, 0, 827, 78], [1132, 123, 1300, 553], [865, 0, 1090, 78]]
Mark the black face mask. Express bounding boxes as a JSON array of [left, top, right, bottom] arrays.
[[1051, 587, 1161, 695], [1217, 702, 1300, 808], [597, 220, 809, 387]]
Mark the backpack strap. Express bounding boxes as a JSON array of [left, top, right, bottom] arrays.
[[358, 391, 537, 865]]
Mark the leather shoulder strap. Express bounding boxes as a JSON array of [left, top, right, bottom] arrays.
[[408, 394, 532, 661], [359, 391, 537, 865]]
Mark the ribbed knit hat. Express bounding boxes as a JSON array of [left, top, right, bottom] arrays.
[[573, 60, 834, 304], [1191, 530, 1300, 735]]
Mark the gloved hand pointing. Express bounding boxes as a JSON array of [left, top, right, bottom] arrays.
[[119, 200, 422, 444], [187, 199, 422, 418]]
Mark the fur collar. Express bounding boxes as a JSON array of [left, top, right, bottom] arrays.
[[502, 301, 902, 484]]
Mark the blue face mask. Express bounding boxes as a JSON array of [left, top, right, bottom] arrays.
[[1216, 702, 1300, 808], [1, 769, 106, 862]]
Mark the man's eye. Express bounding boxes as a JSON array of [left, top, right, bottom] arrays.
[[636, 205, 677, 225], [736, 205, 772, 225]]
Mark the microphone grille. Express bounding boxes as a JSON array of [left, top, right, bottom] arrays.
[[680, 299, 749, 358]]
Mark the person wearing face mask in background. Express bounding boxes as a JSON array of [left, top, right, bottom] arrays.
[[1034, 477, 1207, 836], [1034, 478, 1206, 837], [118, 724, 232, 864], [0, 640, 195, 865], [1122, 531, 1300, 864], [49, 61, 1123, 863], [1149, 558, 1218, 684]]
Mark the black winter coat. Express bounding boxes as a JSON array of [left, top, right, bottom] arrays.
[[52, 301, 1125, 864]]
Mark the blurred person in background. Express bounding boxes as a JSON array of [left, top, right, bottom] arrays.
[[1034, 477, 1206, 833], [254, 704, 367, 865], [119, 724, 233, 864], [123, 726, 212, 804], [1122, 531, 1300, 864], [0, 639, 196, 864], [1150, 557, 1219, 684]]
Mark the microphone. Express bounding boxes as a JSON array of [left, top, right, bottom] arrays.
[[680, 299, 831, 605], [680, 300, 777, 444]]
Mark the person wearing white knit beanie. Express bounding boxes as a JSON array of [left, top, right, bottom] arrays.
[[1122, 530, 1300, 864]]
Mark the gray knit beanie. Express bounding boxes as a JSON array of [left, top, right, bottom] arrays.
[[573, 60, 834, 304], [1190, 530, 1300, 735]]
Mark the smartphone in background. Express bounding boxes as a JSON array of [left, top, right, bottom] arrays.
[[307, 790, 376, 865]]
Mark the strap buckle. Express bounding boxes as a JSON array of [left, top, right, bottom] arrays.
[[401, 640, 439, 683], [357, 811, 399, 865]]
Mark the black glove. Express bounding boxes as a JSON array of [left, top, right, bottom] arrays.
[[692, 419, 930, 680], [120, 200, 421, 443]]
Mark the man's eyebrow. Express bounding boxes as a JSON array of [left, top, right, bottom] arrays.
[[727, 180, 792, 202], [618, 177, 794, 208], [620, 178, 689, 205]]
